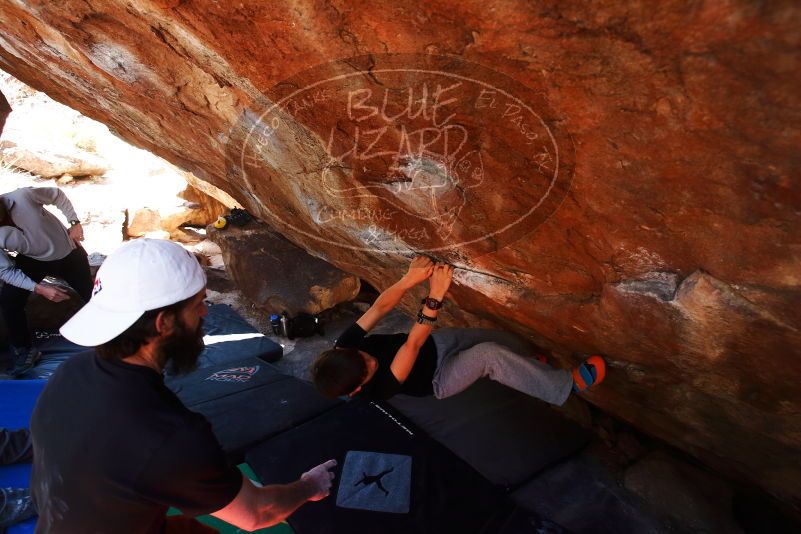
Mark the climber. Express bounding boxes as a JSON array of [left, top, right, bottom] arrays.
[[311, 256, 606, 403], [0, 186, 92, 377]]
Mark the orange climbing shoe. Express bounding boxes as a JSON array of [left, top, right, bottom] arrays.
[[572, 355, 606, 392]]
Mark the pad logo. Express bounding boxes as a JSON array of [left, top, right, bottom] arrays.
[[205, 365, 260, 383], [336, 450, 411, 513], [92, 278, 102, 297], [355, 467, 394, 496]]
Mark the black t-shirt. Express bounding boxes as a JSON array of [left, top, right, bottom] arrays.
[[30, 352, 242, 534], [335, 322, 438, 401]]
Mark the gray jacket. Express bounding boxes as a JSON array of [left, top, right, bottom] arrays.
[[0, 187, 80, 291]]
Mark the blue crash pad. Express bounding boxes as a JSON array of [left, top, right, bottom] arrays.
[[0, 379, 46, 534], [14, 303, 282, 380]]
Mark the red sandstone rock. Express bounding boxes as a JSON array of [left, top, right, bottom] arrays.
[[208, 222, 360, 315], [0, 0, 798, 510]]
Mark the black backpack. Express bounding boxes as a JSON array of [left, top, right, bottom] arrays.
[[270, 311, 325, 339]]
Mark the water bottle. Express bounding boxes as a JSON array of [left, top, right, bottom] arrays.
[[279, 312, 290, 338], [269, 314, 281, 336]]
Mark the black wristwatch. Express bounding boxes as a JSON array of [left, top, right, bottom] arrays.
[[69, 219, 81, 226], [416, 309, 437, 325], [421, 297, 443, 310]]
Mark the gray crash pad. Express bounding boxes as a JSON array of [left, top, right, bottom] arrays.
[[389, 378, 590, 488]]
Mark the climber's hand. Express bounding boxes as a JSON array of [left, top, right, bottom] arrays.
[[428, 263, 454, 300], [402, 256, 434, 288]]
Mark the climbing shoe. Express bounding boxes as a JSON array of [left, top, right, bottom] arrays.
[[572, 355, 606, 392], [10, 348, 42, 379]]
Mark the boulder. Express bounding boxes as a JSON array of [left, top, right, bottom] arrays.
[[188, 239, 224, 270], [208, 222, 360, 315], [126, 207, 162, 237], [1, 0, 799, 510], [179, 172, 241, 212], [177, 183, 229, 227], [624, 451, 742, 533], [0, 139, 108, 177], [126, 183, 229, 238]]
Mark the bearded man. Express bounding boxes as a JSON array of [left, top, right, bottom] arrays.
[[30, 239, 336, 533]]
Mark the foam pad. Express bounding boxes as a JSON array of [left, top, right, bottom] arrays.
[[18, 304, 283, 380], [246, 400, 520, 534], [166, 358, 288, 407], [167, 358, 340, 458], [24, 336, 90, 380], [0, 380, 46, 429], [199, 304, 283, 367], [0, 379, 45, 534], [389, 379, 590, 487]]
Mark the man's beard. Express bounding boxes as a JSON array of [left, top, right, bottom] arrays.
[[159, 317, 205, 376]]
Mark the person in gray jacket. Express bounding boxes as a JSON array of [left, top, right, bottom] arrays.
[[0, 186, 92, 377]]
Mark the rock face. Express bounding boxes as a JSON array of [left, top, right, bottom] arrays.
[[178, 183, 229, 227], [0, 74, 110, 177], [624, 450, 742, 533], [208, 222, 360, 315], [0, 0, 799, 509], [126, 183, 227, 239]]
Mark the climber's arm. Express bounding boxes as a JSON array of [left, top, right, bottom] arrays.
[[355, 256, 434, 333]]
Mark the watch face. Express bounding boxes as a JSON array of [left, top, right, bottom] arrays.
[[425, 298, 441, 310]]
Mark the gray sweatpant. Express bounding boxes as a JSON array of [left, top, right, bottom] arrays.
[[429, 328, 574, 406]]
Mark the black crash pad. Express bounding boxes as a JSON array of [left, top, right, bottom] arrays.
[[166, 357, 288, 407], [389, 378, 590, 488], [198, 304, 283, 367], [167, 358, 340, 458], [245, 399, 542, 534]]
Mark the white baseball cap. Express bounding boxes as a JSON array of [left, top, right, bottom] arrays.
[[61, 239, 207, 346]]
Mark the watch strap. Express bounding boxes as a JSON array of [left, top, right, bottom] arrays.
[[416, 309, 437, 325]]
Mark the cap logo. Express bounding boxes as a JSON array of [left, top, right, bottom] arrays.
[[92, 278, 103, 297]]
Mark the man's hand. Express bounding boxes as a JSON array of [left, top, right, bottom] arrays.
[[300, 459, 337, 502], [428, 263, 454, 301], [402, 256, 434, 288], [34, 283, 70, 302], [67, 223, 84, 246]]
